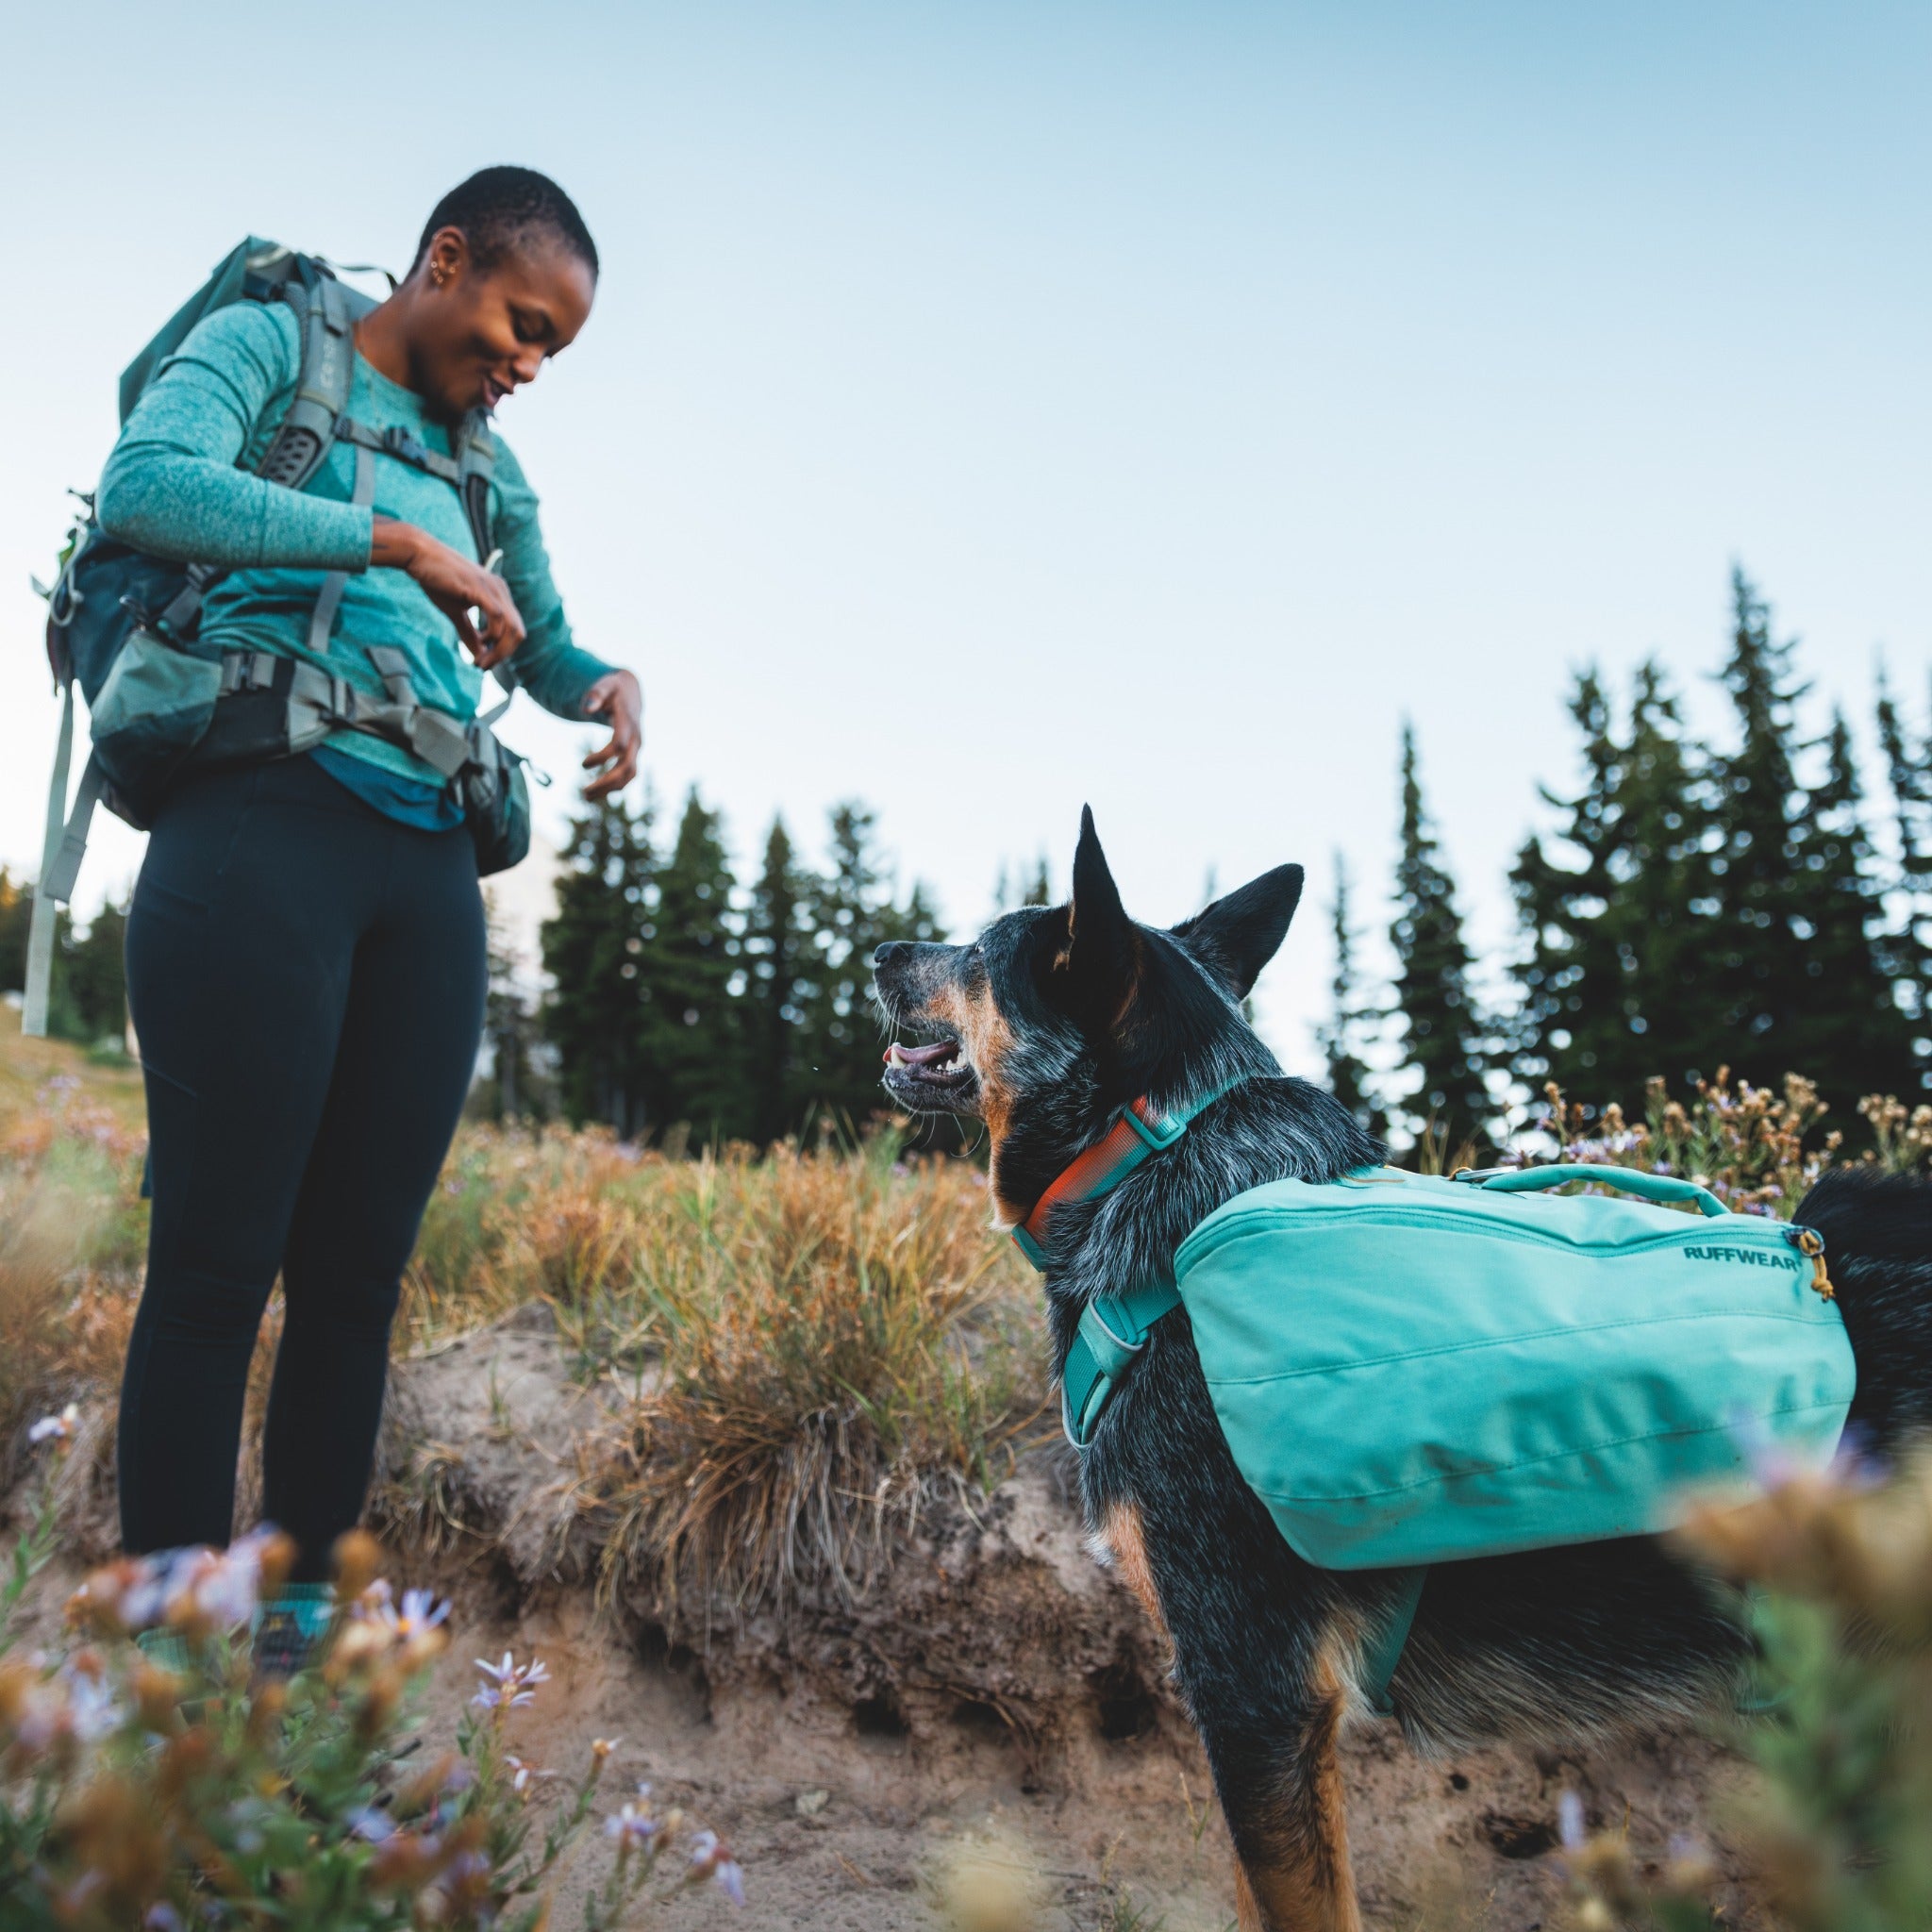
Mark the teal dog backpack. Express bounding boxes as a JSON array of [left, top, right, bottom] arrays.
[[1015, 1092, 1851, 1584], [1166, 1164, 1850, 1571]]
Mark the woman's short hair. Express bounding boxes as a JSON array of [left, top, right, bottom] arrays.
[[413, 167, 599, 279]]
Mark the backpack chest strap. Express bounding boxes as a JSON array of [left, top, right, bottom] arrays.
[[333, 415, 462, 484]]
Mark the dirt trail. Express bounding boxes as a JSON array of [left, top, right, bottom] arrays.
[[369, 1311, 1762, 1930], [429, 1581, 1751, 1931], [10, 1307, 1762, 1929]]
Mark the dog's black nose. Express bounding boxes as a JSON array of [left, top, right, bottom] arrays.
[[873, 941, 911, 970]]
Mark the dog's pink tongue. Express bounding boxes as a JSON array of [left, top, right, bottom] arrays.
[[885, 1041, 957, 1067]]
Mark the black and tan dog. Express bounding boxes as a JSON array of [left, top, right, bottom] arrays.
[[872, 807, 1932, 1932]]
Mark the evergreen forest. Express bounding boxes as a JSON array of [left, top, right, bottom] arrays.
[[6, 567, 1924, 1149]]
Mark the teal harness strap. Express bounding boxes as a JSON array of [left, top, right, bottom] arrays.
[[1360, 1566, 1426, 1716], [1008, 1074, 1252, 1447], [1061, 1278, 1184, 1447]]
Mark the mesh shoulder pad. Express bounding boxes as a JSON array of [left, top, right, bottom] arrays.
[[254, 276, 358, 490]]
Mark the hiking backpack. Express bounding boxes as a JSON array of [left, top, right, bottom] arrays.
[[27, 238, 526, 1037]]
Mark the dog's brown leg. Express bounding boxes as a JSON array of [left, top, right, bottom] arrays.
[[1209, 1675, 1360, 1932]]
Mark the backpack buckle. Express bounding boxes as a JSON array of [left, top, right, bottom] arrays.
[[383, 425, 431, 469], [1124, 1103, 1188, 1152]]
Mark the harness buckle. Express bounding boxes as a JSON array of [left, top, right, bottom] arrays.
[[1124, 1103, 1189, 1152]]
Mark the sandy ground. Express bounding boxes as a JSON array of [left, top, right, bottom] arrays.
[[364, 1309, 1761, 1931], [422, 1577, 1752, 1932], [13, 1304, 1765, 1930]]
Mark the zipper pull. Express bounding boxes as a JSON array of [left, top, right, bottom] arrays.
[[1790, 1226, 1833, 1300]]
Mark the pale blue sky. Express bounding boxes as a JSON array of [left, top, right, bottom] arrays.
[[4, 2, 1926, 1079]]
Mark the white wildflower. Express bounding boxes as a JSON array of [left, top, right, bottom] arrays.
[[688, 1828, 745, 1905], [28, 1404, 80, 1447], [472, 1650, 549, 1710]]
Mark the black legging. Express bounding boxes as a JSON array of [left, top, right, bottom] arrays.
[[120, 757, 487, 1580]]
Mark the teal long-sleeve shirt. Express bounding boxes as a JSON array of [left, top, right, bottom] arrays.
[[96, 299, 616, 799]]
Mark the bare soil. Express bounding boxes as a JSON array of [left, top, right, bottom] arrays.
[[12, 1306, 1764, 1930], [363, 1309, 1765, 1930]]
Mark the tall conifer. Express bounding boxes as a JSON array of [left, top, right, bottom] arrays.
[[638, 789, 747, 1141], [1513, 661, 1724, 1105], [744, 816, 813, 1143], [1708, 570, 1911, 1095], [1784, 710, 1915, 1096], [1875, 667, 1932, 1041], [541, 794, 657, 1133], [1389, 724, 1491, 1141], [1708, 568, 1805, 1052], [1316, 853, 1377, 1130]]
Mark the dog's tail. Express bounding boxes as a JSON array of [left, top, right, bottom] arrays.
[[1798, 1165, 1932, 1457]]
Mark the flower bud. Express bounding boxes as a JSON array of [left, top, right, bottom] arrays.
[[332, 1530, 382, 1602]]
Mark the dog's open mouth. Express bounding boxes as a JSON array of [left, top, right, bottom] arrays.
[[881, 1034, 978, 1110]]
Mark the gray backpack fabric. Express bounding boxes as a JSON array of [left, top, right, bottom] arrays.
[[27, 241, 516, 1036]]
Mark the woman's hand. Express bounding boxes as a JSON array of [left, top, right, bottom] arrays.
[[580, 670, 642, 800], [371, 518, 526, 670]]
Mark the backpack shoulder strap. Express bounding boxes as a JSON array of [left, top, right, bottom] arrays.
[[453, 408, 497, 561], [256, 275, 362, 490], [154, 270, 372, 638]]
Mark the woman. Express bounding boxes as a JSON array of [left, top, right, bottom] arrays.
[[95, 167, 640, 1646]]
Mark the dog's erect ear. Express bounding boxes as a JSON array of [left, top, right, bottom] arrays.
[[1048, 806, 1138, 1018], [1174, 864, 1305, 1000]]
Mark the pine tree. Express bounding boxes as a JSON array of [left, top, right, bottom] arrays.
[[1513, 670, 1621, 1088], [541, 792, 657, 1133], [1513, 661, 1724, 1106], [1315, 852, 1376, 1130], [1875, 665, 1932, 1040], [797, 804, 941, 1132], [1708, 570, 1912, 1095], [1389, 723, 1491, 1143], [1783, 710, 1916, 1096], [1708, 567, 1806, 1055], [743, 815, 814, 1143], [636, 788, 748, 1141], [0, 870, 30, 994]]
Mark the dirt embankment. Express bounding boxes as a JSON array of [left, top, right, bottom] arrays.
[[15, 1307, 1761, 1928], [316, 1307, 1756, 1931]]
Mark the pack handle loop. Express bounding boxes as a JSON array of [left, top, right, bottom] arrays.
[[1459, 1163, 1729, 1219]]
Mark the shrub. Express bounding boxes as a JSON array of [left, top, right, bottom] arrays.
[[0, 1437, 743, 1930], [1559, 1451, 1932, 1930], [1515, 1069, 1842, 1217]]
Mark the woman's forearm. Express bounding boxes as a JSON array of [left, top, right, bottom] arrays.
[[97, 444, 375, 572]]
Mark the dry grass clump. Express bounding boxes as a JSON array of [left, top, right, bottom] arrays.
[[398, 1116, 1050, 1618], [0, 1075, 147, 1446], [577, 1134, 1045, 1621]]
